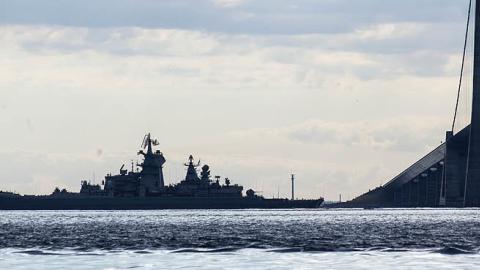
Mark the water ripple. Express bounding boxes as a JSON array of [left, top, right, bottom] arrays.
[[0, 209, 479, 253]]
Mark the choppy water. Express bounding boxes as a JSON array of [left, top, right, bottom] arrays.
[[1, 209, 480, 269]]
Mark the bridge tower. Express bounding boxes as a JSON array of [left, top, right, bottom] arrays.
[[342, 0, 480, 208], [464, 0, 480, 206]]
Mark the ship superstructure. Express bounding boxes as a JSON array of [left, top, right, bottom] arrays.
[[80, 134, 245, 198]]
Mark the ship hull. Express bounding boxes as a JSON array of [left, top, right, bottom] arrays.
[[0, 196, 322, 210]]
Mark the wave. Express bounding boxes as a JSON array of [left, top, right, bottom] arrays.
[[435, 247, 478, 255]]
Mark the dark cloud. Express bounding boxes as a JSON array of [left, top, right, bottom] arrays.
[[0, 0, 471, 34]]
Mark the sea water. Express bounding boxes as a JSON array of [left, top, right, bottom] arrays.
[[0, 209, 479, 269]]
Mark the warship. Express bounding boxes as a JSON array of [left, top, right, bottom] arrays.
[[0, 134, 323, 210]]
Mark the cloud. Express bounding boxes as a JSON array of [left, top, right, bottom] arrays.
[[0, 0, 470, 200], [212, 0, 247, 8], [0, 23, 462, 94], [0, 0, 470, 34], [228, 117, 446, 152]]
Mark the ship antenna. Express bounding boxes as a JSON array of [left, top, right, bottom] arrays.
[[141, 134, 148, 148], [144, 133, 153, 154]]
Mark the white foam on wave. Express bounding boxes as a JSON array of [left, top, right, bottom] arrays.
[[1, 248, 479, 270]]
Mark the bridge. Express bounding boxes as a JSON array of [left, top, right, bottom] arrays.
[[344, 0, 480, 208]]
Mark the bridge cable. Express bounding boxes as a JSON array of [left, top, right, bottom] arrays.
[[452, 0, 473, 132]]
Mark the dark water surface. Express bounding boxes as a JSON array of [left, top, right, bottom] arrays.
[[1, 209, 479, 252]]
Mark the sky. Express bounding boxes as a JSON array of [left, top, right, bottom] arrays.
[[0, 0, 473, 200]]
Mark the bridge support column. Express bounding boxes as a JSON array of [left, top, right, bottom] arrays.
[[401, 184, 409, 207], [409, 180, 419, 207], [445, 131, 468, 207], [418, 174, 427, 207], [426, 167, 440, 207], [393, 189, 402, 206], [429, 166, 442, 207]]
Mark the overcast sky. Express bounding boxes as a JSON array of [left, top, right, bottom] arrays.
[[0, 0, 473, 200]]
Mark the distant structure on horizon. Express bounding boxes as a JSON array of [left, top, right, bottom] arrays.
[[344, 0, 480, 208], [0, 133, 324, 210]]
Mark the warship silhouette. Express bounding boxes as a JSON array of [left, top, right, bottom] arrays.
[[0, 134, 323, 209]]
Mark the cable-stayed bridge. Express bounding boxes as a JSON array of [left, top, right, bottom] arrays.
[[344, 0, 480, 208]]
